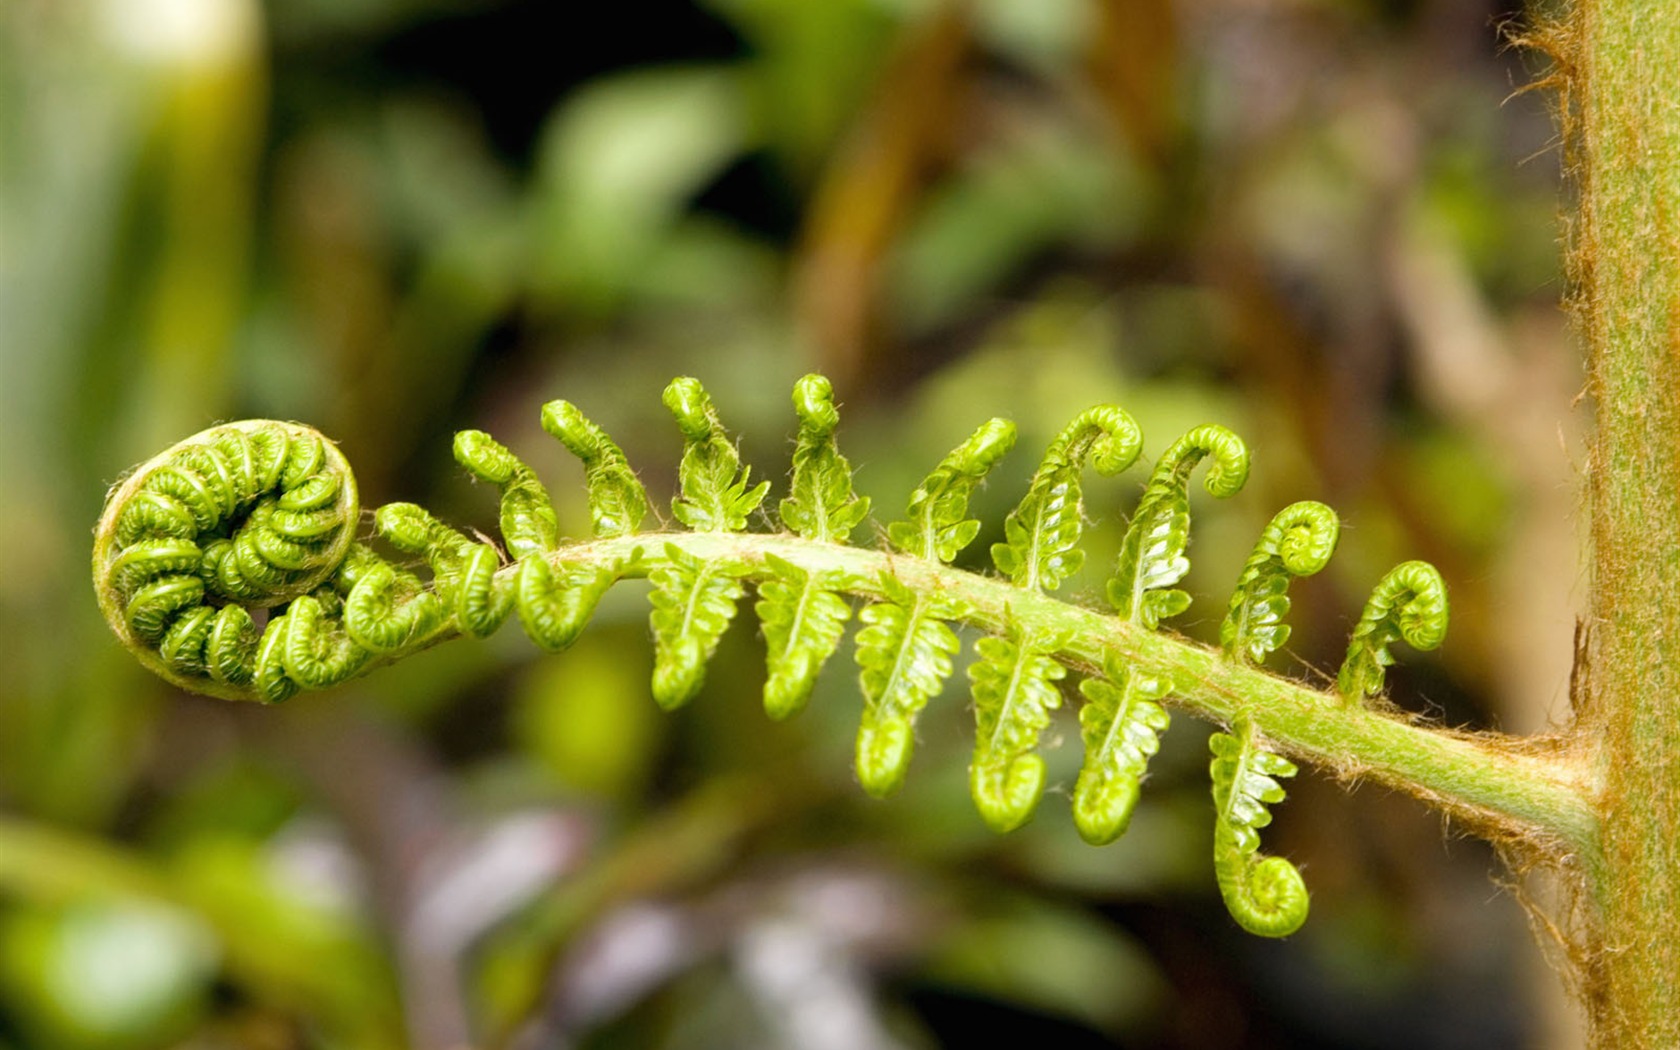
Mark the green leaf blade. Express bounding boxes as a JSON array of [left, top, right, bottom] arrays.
[[1210, 722, 1308, 938], [665, 377, 768, 533], [993, 405, 1142, 591], [780, 374, 870, 543], [648, 543, 747, 710], [1072, 655, 1171, 846], [755, 553, 852, 721], [540, 400, 649, 538], [892, 418, 1017, 562], [968, 629, 1066, 833], [853, 575, 961, 799]]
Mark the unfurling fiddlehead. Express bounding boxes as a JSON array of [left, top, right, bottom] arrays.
[[1202, 503, 1336, 936], [649, 379, 765, 707], [1210, 719, 1309, 938], [968, 405, 1141, 832], [1221, 501, 1340, 666], [757, 375, 869, 720], [94, 421, 360, 702], [1338, 560, 1450, 705], [991, 406, 1143, 592], [540, 399, 648, 538], [1071, 425, 1248, 845], [855, 419, 1010, 798], [96, 373, 1468, 945]]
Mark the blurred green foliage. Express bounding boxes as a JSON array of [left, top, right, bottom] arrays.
[[0, 0, 1576, 1046]]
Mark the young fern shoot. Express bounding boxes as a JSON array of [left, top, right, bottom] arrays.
[[972, 406, 1142, 833], [855, 418, 1013, 798], [94, 372, 1523, 946], [1338, 560, 1450, 705], [1208, 501, 1340, 936], [1071, 425, 1247, 845], [1209, 719, 1310, 938], [648, 378, 766, 708], [757, 375, 869, 720]]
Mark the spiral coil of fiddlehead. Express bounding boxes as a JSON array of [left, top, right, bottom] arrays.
[[1221, 501, 1341, 666], [854, 418, 1011, 798], [94, 421, 361, 702], [1068, 424, 1248, 846], [97, 373, 1457, 942], [1338, 559, 1450, 705], [1210, 718, 1310, 937]]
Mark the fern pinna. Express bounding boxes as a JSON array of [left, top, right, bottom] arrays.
[[97, 373, 1510, 941]]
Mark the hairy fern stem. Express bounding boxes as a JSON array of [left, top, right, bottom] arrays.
[[498, 530, 1596, 856]]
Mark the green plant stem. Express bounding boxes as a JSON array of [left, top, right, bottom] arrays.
[[377, 533, 1597, 863], [1576, 0, 1680, 1041]]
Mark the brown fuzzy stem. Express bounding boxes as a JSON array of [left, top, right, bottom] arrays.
[[1571, 0, 1680, 1042]]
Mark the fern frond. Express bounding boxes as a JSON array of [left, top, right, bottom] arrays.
[[155, 605, 215, 677], [888, 418, 1017, 563], [781, 374, 870, 543], [665, 377, 769, 532], [254, 612, 297, 703], [648, 542, 748, 709], [204, 605, 260, 688], [98, 376, 1578, 955], [374, 502, 477, 605], [1108, 424, 1250, 626], [1209, 719, 1308, 938], [1221, 501, 1340, 665], [541, 400, 648, 538], [515, 553, 633, 653], [992, 405, 1142, 591], [1072, 653, 1171, 845], [342, 548, 445, 653], [453, 430, 559, 559], [1338, 560, 1450, 704], [283, 591, 370, 691], [456, 543, 515, 638], [853, 574, 963, 798], [968, 625, 1068, 833], [755, 553, 853, 721]]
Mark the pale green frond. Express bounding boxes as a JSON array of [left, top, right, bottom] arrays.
[[665, 377, 769, 532], [648, 542, 748, 709], [453, 429, 559, 559], [541, 399, 649, 538], [888, 418, 1017, 563], [1072, 652, 1171, 845], [968, 627, 1068, 833], [780, 374, 870, 543], [1221, 501, 1340, 666], [1107, 424, 1249, 625], [853, 574, 963, 798], [1209, 720, 1308, 938], [993, 405, 1142, 591], [1338, 560, 1449, 704], [756, 552, 853, 721]]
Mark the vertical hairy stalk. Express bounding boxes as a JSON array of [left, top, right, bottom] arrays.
[[1570, 0, 1680, 1041]]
